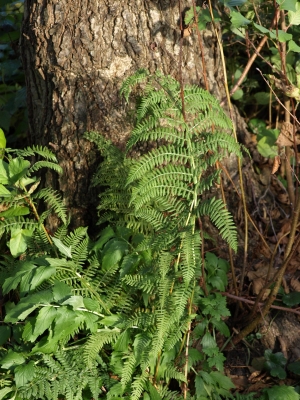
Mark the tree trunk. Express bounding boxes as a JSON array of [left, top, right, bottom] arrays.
[[20, 0, 247, 229]]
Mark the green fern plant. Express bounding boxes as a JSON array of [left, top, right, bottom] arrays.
[[0, 71, 244, 400]]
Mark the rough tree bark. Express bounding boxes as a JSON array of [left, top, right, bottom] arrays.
[[20, 0, 248, 229]]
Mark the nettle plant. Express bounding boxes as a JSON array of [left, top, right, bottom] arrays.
[[0, 71, 243, 400]]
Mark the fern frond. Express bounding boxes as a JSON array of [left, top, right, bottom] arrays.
[[84, 328, 120, 368], [198, 197, 238, 251], [10, 145, 59, 161], [34, 188, 67, 224], [28, 160, 62, 174]]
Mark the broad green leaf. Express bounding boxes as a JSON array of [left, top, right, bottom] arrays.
[[52, 236, 72, 258], [282, 291, 300, 306], [5, 290, 53, 322], [93, 225, 115, 251], [253, 23, 293, 42], [0, 350, 25, 369], [52, 307, 85, 342], [0, 160, 9, 184], [289, 39, 300, 53], [264, 384, 299, 400], [29, 265, 56, 291], [0, 326, 11, 345], [254, 92, 273, 105], [31, 336, 58, 354], [277, 0, 297, 11], [101, 314, 120, 327], [0, 387, 14, 399], [0, 183, 10, 196], [2, 261, 35, 294], [201, 332, 217, 349], [8, 157, 30, 184], [288, 2, 300, 24], [61, 295, 85, 309], [9, 228, 33, 257], [83, 297, 100, 312], [0, 128, 6, 149], [0, 206, 29, 217], [102, 239, 128, 271], [52, 281, 72, 302], [15, 361, 35, 388], [230, 10, 251, 29], [30, 306, 57, 341], [232, 88, 243, 100]]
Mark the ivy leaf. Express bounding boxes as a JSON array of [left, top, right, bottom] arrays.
[[52, 237, 72, 258], [15, 361, 35, 388], [0, 350, 25, 369]]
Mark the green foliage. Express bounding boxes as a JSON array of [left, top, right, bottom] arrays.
[[0, 141, 66, 256]]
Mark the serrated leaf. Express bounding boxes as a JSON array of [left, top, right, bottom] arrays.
[[29, 265, 56, 291], [201, 332, 217, 349], [15, 361, 35, 388], [30, 306, 57, 341], [83, 297, 100, 312], [0, 351, 25, 369], [52, 281, 72, 302], [52, 237, 72, 258], [61, 295, 85, 309]]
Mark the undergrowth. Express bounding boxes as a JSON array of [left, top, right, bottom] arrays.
[[0, 71, 298, 400]]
